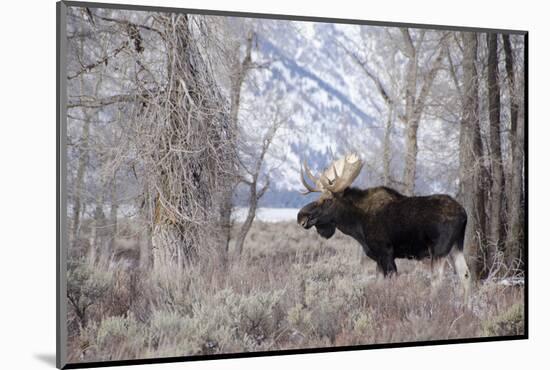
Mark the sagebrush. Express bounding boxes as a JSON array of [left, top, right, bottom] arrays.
[[67, 220, 524, 362]]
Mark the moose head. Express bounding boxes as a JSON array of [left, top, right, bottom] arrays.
[[296, 154, 365, 239]]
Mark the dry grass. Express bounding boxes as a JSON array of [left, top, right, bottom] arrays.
[[66, 220, 524, 363]]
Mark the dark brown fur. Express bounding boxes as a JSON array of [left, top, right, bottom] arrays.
[[297, 186, 467, 276]]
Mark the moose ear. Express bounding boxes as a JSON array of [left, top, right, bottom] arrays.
[[315, 224, 336, 239]]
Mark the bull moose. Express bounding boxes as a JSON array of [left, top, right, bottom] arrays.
[[297, 154, 471, 296]]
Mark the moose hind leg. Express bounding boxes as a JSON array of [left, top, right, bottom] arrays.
[[431, 257, 447, 286], [375, 263, 384, 281], [449, 245, 472, 301]]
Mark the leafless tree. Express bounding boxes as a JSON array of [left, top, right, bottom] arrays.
[[458, 32, 487, 281], [486, 33, 504, 272], [132, 14, 236, 270], [233, 103, 288, 258], [219, 30, 257, 255], [339, 29, 450, 194], [502, 34, 525, 270], [400, 29, 450, 195], [337, 39, 396, 187]]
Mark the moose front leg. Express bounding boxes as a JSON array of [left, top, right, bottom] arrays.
[[378, 250, 397, 277], [358, 243, 386, 279], [364, 241, 397, 278]]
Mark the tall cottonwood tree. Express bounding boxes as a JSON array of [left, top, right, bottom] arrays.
[[70, 19, 96, 244], [219, 30, 255, 255], [503, 34, 525, 269], [339, 29, 451, 193], [486, 33, 504, 272], [459, 32, 487, 281], [142, 14, 235, 269], [338, 39, 396, 187], [67, 9, 119, 265], [400, 30, 449, 195], [71, 111, 90, 243], [233, 103, 287, 258]]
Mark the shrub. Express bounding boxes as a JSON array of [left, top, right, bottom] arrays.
[[287, 303, 311, 331], [483, 303, 524, 336], [149, 310, 187, 344], [67, 219, 526, 361], [95, 313, 146, 359], [145, 288, 286, 356], [67, 258, 112, 328], [309, 296, 341, 342], [352, 311, 373, 334], [303, 279, 344, 342], [239, 290, 285, 338]]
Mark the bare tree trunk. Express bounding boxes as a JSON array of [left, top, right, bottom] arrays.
[[487, 33, 504, 273], [72, 33, 91, 243], [514, 93, 525, 269], [72, 112, 90, 243], [382, 105, 394, 186], [233, 177, 270, 258], [401, 30, 448, 195], [234, 114, 283, 258], [234, 181, 259, 258], [459, 32, 486, 282], [147, 14, 233, 269], [107, 175, 118, 260], [151, 16, 203, 268], [139, 184, 154, 270], [503, 34, 524, 270], [89, 189, 106, 266], [401, 29, 418, 195], [402, 120, 419, 195], [219, 195, 233, 257], [72, 28, 106, 245], [220, 31, 255, 255]]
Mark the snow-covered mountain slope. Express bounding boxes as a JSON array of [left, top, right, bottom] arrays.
[[232, 18, 459, 207]]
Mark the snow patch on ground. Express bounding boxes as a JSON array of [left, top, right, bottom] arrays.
[[495, 277, 524, 286], [232, 207, 300, 223]]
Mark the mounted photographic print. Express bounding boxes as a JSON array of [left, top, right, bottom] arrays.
[[56, 1, 527, 368]]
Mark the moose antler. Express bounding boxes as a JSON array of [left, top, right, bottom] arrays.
[[300, 160, 324, 194], [300, 153, 363, 195]]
